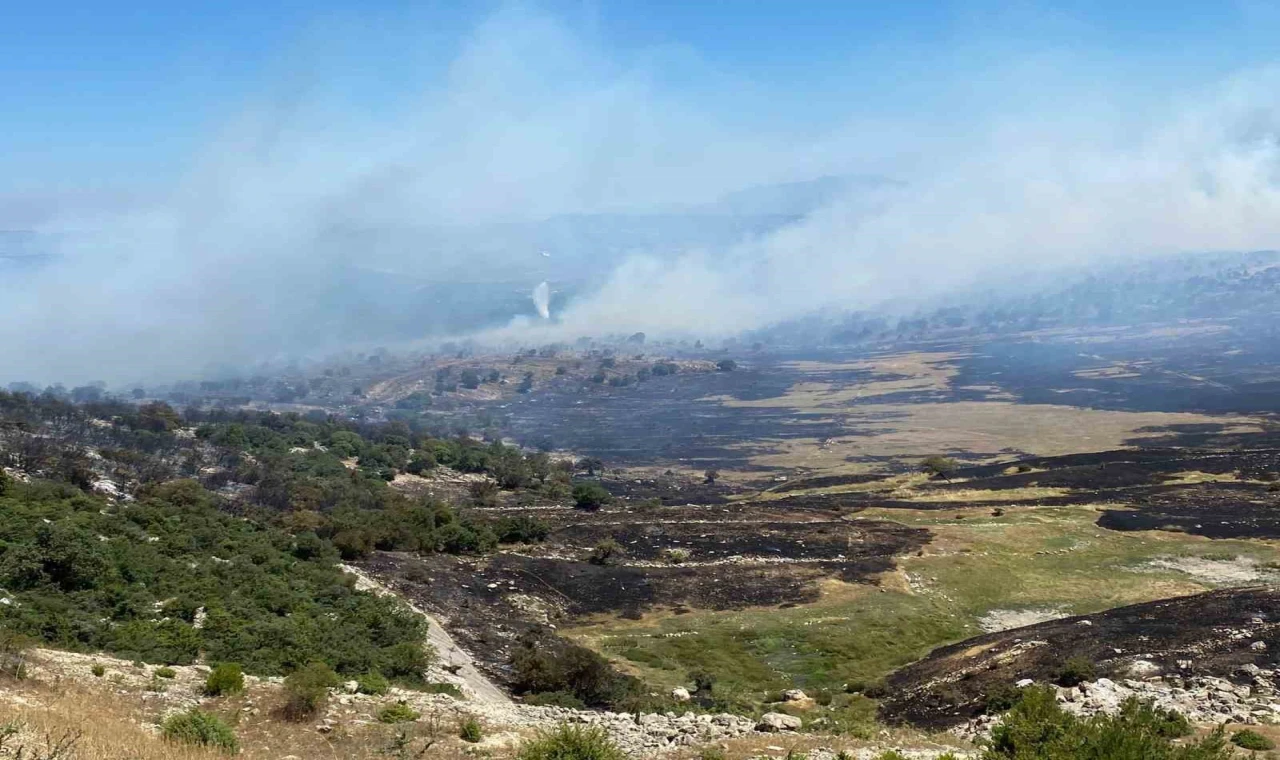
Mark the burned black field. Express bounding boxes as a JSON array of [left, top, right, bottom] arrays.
[[880, 587, 1280, 729], [355, 319, 1280, 714]]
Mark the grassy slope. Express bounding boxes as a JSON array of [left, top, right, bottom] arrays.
[[566, 502, 1280, 714]]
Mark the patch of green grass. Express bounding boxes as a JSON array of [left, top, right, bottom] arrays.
[[161, 708, 238, 753], [571, 505, 1280, 709]]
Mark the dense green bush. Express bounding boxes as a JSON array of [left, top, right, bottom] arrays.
[[1055, 656, 1096, 687], [357, 670, 390, 695], [0, 478, 428, 679], [281, 662, 339, 721], [1231, 729, 1275, 751], [985, 686, 1231, 759], [205, 663, 244, 696], [522, 690, 587, 709], [572, 482, 612, 510], [154, 666, 176, 679], [588, 539, 625, 566], [161, 708, 238, 753], [376, 700, 420, 724], [517, 725, 626, 760], [511, 634, 639, 709], [459, 716, 483, 742], [0, 629, 29, 680]]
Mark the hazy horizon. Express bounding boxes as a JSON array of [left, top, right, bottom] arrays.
[[7, 2, 1280, 384]]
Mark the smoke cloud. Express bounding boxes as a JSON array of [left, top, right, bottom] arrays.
[[5, 6, 1280, 384]]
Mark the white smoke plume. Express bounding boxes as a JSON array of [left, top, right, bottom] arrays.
[[5, 7, 1280, 384], [532, 281, 551, 320]]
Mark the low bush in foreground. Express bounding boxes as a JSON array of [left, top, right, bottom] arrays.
[[281, 662, 339, 721], [205, 663, 244, 696], [986, 686, 1230, 759], [161, 708, 238, 753], [377, 700, 420, 724], [517, 724, 626, 760], [459, 716, 483, 742], [1055, 656, 1095, 687], [1231, 729, 1275, 751]]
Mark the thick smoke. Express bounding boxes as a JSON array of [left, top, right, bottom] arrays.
[[518, 70, 1280, 341], [5, 7, 1280, 384], [531, 281, 551, 320]]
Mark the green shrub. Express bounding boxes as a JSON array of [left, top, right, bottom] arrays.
[[459, 716, 483, 743], [205, 663, 244, 696], [376, 641, 432, 683], [517, 724, 626, 760], [921, 455, 959, 480], [356, 670, 389, 695], [0, 631, 30, 680], [1231, 729, 1275, 751], [511, 634, 638, 709], [161, 708, 238, 753], [281, 662, 338, 721], [377, 700, 420, 724], [571, 482, 612, 510], [698, 747, 727, 760], [91, 663, 105, 678], [1055, 656, 1095, 687], [422, 681, 464, 698], [984, 683, 1025, 714], [986, 686, 1231, 759], [155, 666, 176, 679], [588, 539, 625, 566], [523, 690, 587, 709]]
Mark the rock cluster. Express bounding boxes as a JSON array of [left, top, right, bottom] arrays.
[[959, 666, 1280, 740], [477, 703, 761, 755]]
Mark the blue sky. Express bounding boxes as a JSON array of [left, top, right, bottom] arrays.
[[3, 0, 1277, 205]]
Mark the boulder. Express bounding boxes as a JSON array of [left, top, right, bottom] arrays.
[[756, 712, 803, 732], [781, 689, 808, 702], [671, 687, 691, 702]]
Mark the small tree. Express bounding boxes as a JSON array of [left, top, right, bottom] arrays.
[[703, 469, 719, 485], [588, 539, 625, 566], [281, 662, 339, 721], [715, 359, 737, 372], [921, 455, 959, 481], [572, 482, 612, 510]]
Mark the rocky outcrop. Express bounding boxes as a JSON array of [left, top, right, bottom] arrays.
[[957, 668, 1280, 741]]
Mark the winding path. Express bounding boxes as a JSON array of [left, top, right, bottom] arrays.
[[340, 563, 511, 704]]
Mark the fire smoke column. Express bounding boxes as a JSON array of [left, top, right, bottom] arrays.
[[532, 280, 551, 319]]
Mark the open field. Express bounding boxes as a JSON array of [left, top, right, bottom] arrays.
[[561, 502, 1280, 708]]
